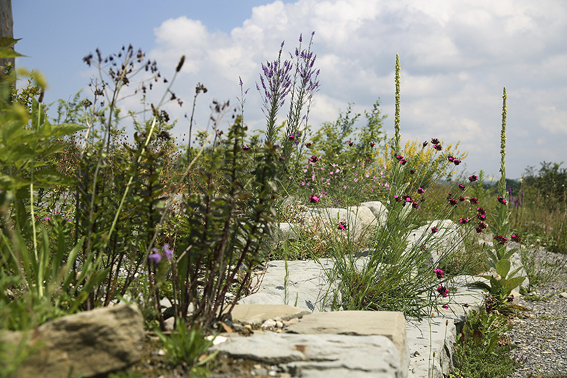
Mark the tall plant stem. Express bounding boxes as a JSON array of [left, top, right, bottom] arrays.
[[187, 83, 205, 193], [394, 54, 401, 153], [499, 87, 507, 197]]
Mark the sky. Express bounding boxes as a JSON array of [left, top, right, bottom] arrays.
[[13, 0, 567, 179]]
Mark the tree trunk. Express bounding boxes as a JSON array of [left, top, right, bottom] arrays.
[[0, 0, 13, 72]]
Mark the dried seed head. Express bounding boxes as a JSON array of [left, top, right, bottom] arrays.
[[176, 55, 185, 72]]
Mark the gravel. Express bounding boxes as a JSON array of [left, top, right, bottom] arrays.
[[505, 246, 567, 377]]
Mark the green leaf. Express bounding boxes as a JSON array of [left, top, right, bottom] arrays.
[[471, 280, 492, 291], [496, 259, 511, 279], [1, 119, 25, 143], [0, 174, 31, 190], [0, 47, 26, 59], [0, 145, 35, 164], [50, 123, 86, 138], [0, 37, 21, 48], [34, 170, 77, 187], [507, 266, 524, 280], [503, 276, 526, 293], [39, 119, 52, 136]]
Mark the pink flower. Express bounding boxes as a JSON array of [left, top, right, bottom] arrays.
[[442, 304, 449, 310], [309, 195, 320, 203], [434, 268, 444, 279], [437, 286, 449, 298], [338, 221, 347, 231]]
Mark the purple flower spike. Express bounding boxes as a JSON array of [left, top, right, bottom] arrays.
[[163, 244, 174, 260], [148, 250, 162, 265]]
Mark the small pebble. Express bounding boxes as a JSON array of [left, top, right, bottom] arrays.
[[261, 319, 277, 329]]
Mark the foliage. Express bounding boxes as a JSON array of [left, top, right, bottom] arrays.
[[377, 138, 466, 193], [475, 87, 526, 313], [319, 57, 479, 319], [154, 318, 218, 377], [310, 100, 386, 165], [450, 308, 517, 378], [163, 114, 279, 329]]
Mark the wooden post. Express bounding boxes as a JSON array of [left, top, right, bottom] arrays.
[[0, 0, 14, 73]]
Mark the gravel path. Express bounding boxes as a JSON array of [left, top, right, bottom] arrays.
[[505, 246, 567, 378]]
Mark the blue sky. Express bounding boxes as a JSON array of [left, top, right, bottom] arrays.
[[13, 0, 567, 179]]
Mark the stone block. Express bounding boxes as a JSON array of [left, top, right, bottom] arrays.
[[285, 310, 408, 376], [1, 304, 144, 378], [405, 220, 465, 266], [360, 201, 389, 226], [229, 304, 311, 325], [210, 333, 404, 378]]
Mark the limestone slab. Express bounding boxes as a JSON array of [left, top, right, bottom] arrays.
[[210, 333, 404, 378], [360, 201, 389, 226], [285, 310, 408, 375], [238, 259, 338, 312], [229, 304, 310, 325], [406, 317, 455, 378]]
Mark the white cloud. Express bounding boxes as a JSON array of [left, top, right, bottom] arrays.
[[145, 0, 567, 177]]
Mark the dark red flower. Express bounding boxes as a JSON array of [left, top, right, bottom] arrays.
[[469, 197, 479, 204], [431, 138, 440, 145], [494, 234, 508, 245]]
